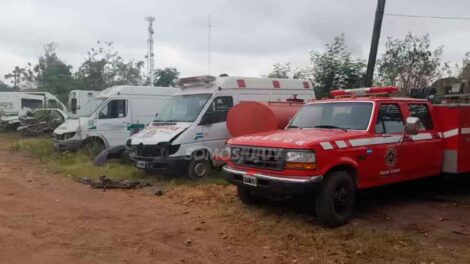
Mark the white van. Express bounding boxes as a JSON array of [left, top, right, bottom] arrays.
[[26, 92, 67, 112], [0, 92, 45, 129], [53, 85, 177, 152], [128, 75, 315, 178], [68, 90, 98, 115]]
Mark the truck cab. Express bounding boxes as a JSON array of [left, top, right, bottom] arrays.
[[224, 86, 444, 227]]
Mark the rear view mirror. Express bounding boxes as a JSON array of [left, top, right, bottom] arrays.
[[404, 117, 420, 135]]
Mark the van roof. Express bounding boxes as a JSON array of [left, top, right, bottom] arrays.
[[0, 92, 45, 100], [97, 85, 178, 97], [176, 75, 313, 91]]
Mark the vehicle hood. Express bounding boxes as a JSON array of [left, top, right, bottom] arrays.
[[227, 128, 367, 149], [0, 115, 19, 123], [130, 122, 192, 145], [54, 119, 79, 134]]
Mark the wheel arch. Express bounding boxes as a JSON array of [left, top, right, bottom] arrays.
[[324, 163, 359, 187], [81, 135, 108, 149]]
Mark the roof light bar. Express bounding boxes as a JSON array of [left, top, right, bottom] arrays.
[[176, 75, 216, 86], [330, 86, 399, 98]]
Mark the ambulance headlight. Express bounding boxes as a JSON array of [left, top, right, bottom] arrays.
[[284, 151, 316, 170]]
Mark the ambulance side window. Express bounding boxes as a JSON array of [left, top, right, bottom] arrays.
[[99, 99, 128, 119], [204, 96, 233, 123], [375, 104, 404, 134], [408, 104, 433, 131]]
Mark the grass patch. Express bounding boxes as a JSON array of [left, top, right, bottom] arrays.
[[10, 136, 147, 181], [8, 136, 227, 185]]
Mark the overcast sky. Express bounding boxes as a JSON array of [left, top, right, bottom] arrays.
[[1, 0, 469, 82]]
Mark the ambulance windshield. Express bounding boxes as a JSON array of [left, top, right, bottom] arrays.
[[155, 94, 212, 122], [77, 98, 106, 118], [289, 102, 373, 131]]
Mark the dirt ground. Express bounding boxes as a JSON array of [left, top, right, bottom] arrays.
[[1, 138, 470, 263]]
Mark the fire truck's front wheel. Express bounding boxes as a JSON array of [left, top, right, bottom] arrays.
[[315, 170, 355, 228], [237, 186, 260, 205]]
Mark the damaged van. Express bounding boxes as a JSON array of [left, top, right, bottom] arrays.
[[53, 85, 177, 153]]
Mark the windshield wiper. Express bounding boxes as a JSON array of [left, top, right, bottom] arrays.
[[286, 125, 301, 129], [313, 125, 347, 132]]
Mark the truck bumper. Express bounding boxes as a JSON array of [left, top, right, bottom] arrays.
[[53, 139, 83, 151], [223, 166, 323, 197], [129, 153, 190, 173]]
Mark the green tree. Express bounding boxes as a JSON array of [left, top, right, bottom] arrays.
[[4, 64, 35, 90], [310, 34, 365, 98], [458, 52, 470, 79], [153, 67, 180, 87], [267, 63, 310, 79], [0, 80, 13, 91], [75, 41, 144, 91], [34, 43, 74, 102], [377, 33, 443, 93]]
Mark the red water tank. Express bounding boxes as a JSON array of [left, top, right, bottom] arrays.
[[227, 101, 304, 137]]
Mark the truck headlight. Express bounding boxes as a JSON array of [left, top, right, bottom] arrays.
[[63, 132, 76, 140], [284, 151, 316, 170]]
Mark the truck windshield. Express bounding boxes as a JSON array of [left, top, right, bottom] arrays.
[[77, 98, 106, 118], [289, 102, 373, 130], [155, 94, 212, 122]]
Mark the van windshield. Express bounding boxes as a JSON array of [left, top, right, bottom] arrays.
[[289, 102, 373, 130], [155, 94, 212, 122], [77, 98, 106, 118]]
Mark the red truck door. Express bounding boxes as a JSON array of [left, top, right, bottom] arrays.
[[401, 103, 443, 178], [368, 102, 409, 184]]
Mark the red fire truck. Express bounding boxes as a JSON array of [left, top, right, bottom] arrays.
[[223, 86, 470, 227]]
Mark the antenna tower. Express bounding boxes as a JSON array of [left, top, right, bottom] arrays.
[[145, 16, 155, 85]]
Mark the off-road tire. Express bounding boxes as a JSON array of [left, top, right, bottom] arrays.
[[237, 186, 260, 205], [315, 170, 356, 228]]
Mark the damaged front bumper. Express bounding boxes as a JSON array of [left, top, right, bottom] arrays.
[[53, 138, 83, 151]]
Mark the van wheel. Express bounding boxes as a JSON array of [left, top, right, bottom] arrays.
[[237, 186, 260, 205], [82, 138, 105, 157], [187, 158, 212, 180], [315, 170, 355, 228]]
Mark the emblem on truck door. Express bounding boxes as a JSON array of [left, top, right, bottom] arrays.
[[385, 145, 398, 169], [380, 146, 401, 177]]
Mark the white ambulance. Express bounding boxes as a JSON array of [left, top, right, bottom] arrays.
[[53, 85, 177, 152], [128, 75, 316, 179], [68, 90, 98, 115]]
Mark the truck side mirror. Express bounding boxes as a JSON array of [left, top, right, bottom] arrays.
[[404, 117, 420, 135]]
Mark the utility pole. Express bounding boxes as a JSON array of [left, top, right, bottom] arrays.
[[365, 0, 386, 87], [208, 14, 212, 75], [145, 16, 155, 86]]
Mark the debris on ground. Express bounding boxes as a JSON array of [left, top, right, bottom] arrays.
[[74, 175, 152, 192], [94, 145, 127, 166], [183, 239, 192, 246]]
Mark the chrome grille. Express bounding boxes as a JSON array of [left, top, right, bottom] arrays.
[[230, 146, 284, 170]]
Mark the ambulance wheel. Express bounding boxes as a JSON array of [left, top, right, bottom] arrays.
[[82, 137, 105, 157], [187, 157, 211, 180], [315, 170, 355, 228], [237, 186, 260, 205]]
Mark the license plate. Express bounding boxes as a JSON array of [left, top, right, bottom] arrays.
[[136, 161, 147, 169], [242, 175, 257, 186]]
